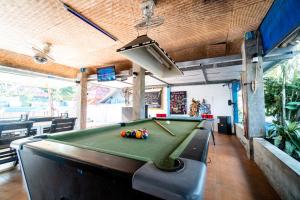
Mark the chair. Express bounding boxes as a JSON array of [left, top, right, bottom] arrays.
[[29, 116, 58, 123], [43, 118, 77, 134], [0, 121, 34, 166], [29, 117, 59, 135], [0, 145, 18, 166], [0, 121, 33, 139], [60, 113, 69, 118], [156, 113, 167, 118]]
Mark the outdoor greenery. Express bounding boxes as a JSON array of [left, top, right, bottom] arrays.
[[264, 57, 300, 161], [267, 121, 300, 161], [52, 87, 77, 102], [0, 80, 77, 118], [0, 82, 76, 106], [264, 77, 300, 122]]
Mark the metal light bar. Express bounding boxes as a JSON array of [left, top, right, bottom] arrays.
[[63, 3, 117, 41], [146, 46, 172, 69]]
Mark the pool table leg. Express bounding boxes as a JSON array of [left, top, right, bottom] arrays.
[[211, 131, 215, 145]]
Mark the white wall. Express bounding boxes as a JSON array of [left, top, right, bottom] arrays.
[[87, 104, 125, 127], [171, 84, 233, 129], [86, 84, 234, 130]]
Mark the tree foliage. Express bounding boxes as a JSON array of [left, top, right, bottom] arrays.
[[265, 58, 300, 161], [264, 77, 300, 121], [264, 59, 300, 122]]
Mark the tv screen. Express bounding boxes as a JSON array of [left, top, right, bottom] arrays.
[[97, 66, 116, 81], [259, 0, 300, 54]]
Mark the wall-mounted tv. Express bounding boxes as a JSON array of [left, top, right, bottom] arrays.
[[97, 66, 116, 81], [259, 0, 300, 54]]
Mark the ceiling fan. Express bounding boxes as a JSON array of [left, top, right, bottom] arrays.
[[32, 43, 54, 64], [134, 0, 164, 30]]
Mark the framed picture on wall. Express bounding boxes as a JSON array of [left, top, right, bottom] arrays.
[[145, 89, 162, 109], [170, 91, 187, 114]]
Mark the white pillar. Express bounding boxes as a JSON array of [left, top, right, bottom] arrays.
[[132, 64, 145, 120], [76, 68, 88, 129]]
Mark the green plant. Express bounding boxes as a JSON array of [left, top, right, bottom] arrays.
[[267, 121, 300, 160], [286, 101, 300, 121], [264, 76, 300, 122]]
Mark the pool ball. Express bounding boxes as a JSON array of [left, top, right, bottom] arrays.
[[131, 130, 136, 137], [120, 130, 126, 137], [166, 121, 170, 124], [141, 128, 148, 134], [126, 130, 131, 137], [143, 132, 148, 139], [136, 131, 142, 139]]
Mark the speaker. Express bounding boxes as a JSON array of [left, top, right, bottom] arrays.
[[217, 116, 232, 134], [145, 105, 148, 118]]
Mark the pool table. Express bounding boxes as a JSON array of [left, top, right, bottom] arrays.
[[12, 118, 211, 200]]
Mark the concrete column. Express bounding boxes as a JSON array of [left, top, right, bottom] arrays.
[[48, 88, 54, 117], [132, 64, 145, 120], [240, 32, 266, 159], [241, 35, 265, 138], [76, 68, 88, 129]]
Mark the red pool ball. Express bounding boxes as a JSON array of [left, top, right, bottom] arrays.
[[120, 130, 126, 137]]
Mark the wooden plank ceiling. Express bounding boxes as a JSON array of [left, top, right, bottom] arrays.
[[0, 0, 273, 78]]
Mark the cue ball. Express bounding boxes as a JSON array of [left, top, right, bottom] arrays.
[[166, 121, 170, 124]]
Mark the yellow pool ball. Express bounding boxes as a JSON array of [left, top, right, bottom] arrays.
[[136, 131, 142, 139]]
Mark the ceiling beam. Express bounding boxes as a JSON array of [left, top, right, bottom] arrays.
[[177, 54, 243, 73], [180, 62, 242, 72], [263, 60, 282, 72], [177, 48, 300, 75], [266, 45, 295, 56], [262, 49, 300, 72], [177, 54, 242, 68], [202, 67, 208, 83], [148, 74, 170, 85], [170, 79, 239, 87], [263, 50, 300, 62]]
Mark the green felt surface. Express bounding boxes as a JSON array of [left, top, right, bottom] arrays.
[[48, 119, 201, 169]]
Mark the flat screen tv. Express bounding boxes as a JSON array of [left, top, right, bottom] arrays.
[[97, 66, 116, 81], [259, 0, 300, 54]]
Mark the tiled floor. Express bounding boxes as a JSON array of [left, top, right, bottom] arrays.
[[0, 133, 280, 200]]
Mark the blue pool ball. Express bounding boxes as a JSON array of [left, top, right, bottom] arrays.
[[143, 132, 149, 139], [131, 130, 136, 137]]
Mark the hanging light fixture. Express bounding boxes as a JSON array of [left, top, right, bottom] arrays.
[[117, 35, 183, 78]]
